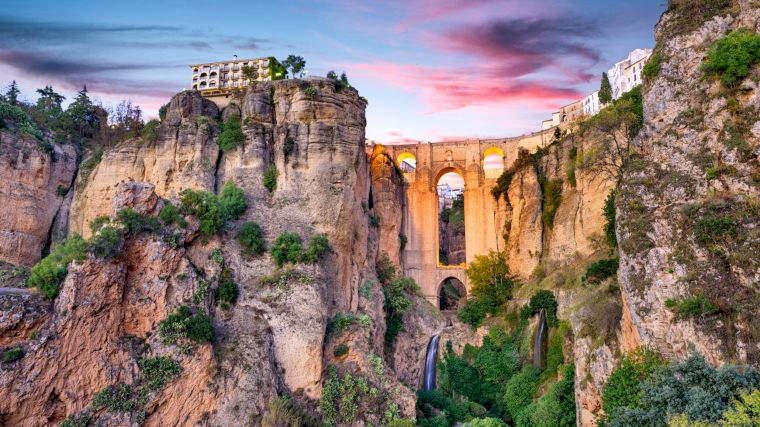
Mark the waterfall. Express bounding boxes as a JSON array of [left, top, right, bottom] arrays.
[[533, 308, 548, 369], [423, 335, 440, 391]]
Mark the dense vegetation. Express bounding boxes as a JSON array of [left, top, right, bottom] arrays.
[[457, 251, 514, 328], [375, 253, 420, 349], [270, 232, 330, 267], [27, 235, 88, 299], [601, 350, 759, 426], [217, 115, 244, 152]]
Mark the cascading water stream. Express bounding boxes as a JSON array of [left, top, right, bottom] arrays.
[[533, 308, 548, 369], [422, 335, 440, 391]]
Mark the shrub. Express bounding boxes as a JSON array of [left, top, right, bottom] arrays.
[[359, 279, 374, 299], [262, 396, 309, 427], [643, 53, 663, 81], [664, 0, 736, 37], [139, 356, 182, 390], [28, 234, 87, 299], [302, 234, 329, 263], [702, 30, 760, 88], [604, 190, 617, 248], [89, 215, 111, 234], [2, 347, 23, 363], [215, 269, 239, 308], [399, 233, 407, 251], [384, 276, 418, 347], [159, 202, 187, 228], [720, 389, 760, 426], [304, 86, 318, 100], [263, 164, 278, 193], [117, 208, 161, 234], [694, 215, 736, 243], [219, 180, 247, 220], [237, 221, 266, 256], [333, 344, 349, 357], [61, 412, 92, 427], [0, 101, 43, 140], [327, 312, 357, 337], [88, 225, 123, 259], [159, 306, 215, 346], [457, 299, 490, 328], [217, 115, 245, 152], [375, 252, 396, 285], [56, 185, 69, 197], [664, 293, 718, 318], [92, 383, 135, 412], [583, 258, 619, 285], [271, 232, 303, 267], [369, 214, 381, 227]]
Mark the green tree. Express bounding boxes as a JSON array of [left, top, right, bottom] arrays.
[[721, 390, 760, 426], [599, 72, 613, 104], [282, 55, 306, 78], [271, 232, 303, 266], [65, 85, 99, 138], [504, 366, 540, 422], [35, 85, 65, 113], [5, 80, 20, 105], [241, 65, 259, 83], [217, 115, 245, 152]]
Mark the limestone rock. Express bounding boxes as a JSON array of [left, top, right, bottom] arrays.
[[505, 167, 543, 277], [0, 133, 77, 266]]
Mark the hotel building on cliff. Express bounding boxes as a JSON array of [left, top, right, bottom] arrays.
[[189, 55, 285, 106]]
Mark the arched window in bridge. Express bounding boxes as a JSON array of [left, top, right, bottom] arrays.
[[483, 147, 505, 179], [397, 152, 416, 173], [439, 277, 466, 311], [437, 170, 465, 266]]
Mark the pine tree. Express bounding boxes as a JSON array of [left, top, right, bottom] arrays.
[[599, 72, 613, 104], [5, 80, 20, 105]]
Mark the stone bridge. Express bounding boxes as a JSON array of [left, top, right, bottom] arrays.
[[385, 129, 555, 307]]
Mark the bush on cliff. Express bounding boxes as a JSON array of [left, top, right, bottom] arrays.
[[159, 305, 215, 347], [271, 232, 303, 266], [582, 258, 619, 285], [217, 115, 244, 152], [702, 30, 760, 87], [215, 268, 239, 309], [263, 164, 278, 193], [28, 234, 88, 299], [88, 225, 123, 259], [179, 181, 247, 237], [117, 208, 161, 234], [302, 233, 330, 263], [237, 221, 266, 256]]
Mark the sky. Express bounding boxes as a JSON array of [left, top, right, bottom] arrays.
[[0, 0, 665, 144]]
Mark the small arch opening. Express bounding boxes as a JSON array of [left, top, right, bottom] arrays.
[[199, 81, 207, 88], [437, 170, 465, 266], [397, 152, 417, 173], [439, 277, 466, 311], [483, 147, 505, 179]]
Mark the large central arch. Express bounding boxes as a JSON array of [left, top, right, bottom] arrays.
[[386, 130, 554, 305]]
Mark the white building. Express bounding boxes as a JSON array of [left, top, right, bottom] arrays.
[[607, 48, 652, 100], [582, 91, 600, 116]]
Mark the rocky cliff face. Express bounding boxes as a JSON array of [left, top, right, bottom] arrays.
[[0, 133, 77, 266], [618, 2, 760, 365], [0, 81, 442, 425]]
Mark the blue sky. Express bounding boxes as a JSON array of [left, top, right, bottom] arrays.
[[0, 0, 665, 143]]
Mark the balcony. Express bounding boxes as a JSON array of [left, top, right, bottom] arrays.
[[231, 74, 239, 80], [232, 66, 240, 71]]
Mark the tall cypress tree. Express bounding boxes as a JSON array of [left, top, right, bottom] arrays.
[[600, 72, 613, 104], [5, 81, 20, 105]]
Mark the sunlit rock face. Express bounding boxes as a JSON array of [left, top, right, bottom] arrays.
[[0, 132, 77, 266]]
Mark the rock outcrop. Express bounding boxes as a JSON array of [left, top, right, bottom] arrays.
[[618, 3, 760, 366], [0, 133, 77, 266]]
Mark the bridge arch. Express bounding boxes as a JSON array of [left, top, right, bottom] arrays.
[[483, 147, 505, 179], [397, 152, 417, 173], [438, 277, 466, 311]]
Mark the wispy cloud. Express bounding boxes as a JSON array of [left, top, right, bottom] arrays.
[[352, 61, 581, 111]]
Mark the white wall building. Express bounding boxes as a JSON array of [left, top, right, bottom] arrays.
[[607, 48, 652, 100], [582, 90, 600, 116]]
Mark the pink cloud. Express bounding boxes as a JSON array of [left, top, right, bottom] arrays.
[[393, 0, 499, 32], [352, 61, 582, 112]]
